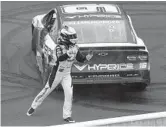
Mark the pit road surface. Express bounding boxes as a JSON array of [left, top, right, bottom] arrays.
[[1, 1, 166, 126]]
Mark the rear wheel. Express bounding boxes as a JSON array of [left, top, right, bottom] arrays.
[[32, 41, 36, 55], [131, 83, 147, 91], [31, 24, 34, 35]]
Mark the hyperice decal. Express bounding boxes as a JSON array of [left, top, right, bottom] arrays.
[[74, 64, 87, 71], [74, 63, 134, 71], [65, 15, 121, 19]]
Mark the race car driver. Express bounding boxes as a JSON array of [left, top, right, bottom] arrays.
[[26, 25, 93, 123]]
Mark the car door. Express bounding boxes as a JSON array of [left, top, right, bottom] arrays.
[[49, 11, 59, 43], [39, 9, 58, 57]]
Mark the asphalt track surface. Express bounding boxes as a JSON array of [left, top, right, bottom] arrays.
[[1, 1, 166, 126]]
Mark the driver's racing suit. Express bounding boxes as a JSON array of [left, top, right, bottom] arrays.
[[30, 40, 87, 119]]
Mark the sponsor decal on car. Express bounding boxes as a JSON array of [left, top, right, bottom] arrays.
[[65, 14, 121, 19], [74, 63, 134, 71], [87, 74, 120, 78], [66, 20, 121, 25], [74, 64, 87, 71], [98, 52, 108, 56]]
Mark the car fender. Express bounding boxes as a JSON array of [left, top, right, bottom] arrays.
[[136, 37, 148, 52], [42, 34, 56, 66], [127, 15, 148, 52], [33, 27, 43, 49]]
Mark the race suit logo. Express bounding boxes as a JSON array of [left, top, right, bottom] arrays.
[[74, 63, 134, 71]]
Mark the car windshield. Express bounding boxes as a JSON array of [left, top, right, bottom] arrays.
[[64, 20, 136, 43]]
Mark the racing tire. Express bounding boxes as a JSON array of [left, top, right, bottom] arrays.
[[131, 83, 147, 91], [31, 24, 34, 35], [31, 40, 36, 56]]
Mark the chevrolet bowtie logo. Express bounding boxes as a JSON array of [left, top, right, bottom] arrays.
[[74, 64, 87, 71]]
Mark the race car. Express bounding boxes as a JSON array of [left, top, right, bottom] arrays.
[[31, 3, 150, 91]]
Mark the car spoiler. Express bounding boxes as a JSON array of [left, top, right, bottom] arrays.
[[79, 46, 146, 51]]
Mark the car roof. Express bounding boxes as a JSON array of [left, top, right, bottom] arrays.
[[56, 4, 125, 21]]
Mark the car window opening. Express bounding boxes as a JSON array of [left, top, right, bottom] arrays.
[[63, 20, 136, 44]]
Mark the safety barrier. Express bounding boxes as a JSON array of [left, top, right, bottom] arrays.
[[50, 111, 166, 127]]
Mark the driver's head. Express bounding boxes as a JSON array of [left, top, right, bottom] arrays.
[[59, 25, 78, 45]]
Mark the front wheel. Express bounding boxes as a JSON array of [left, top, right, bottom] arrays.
[[32, 40, 36, 55], [31, 24, 36, 55], [31, 24, 34, 35]]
